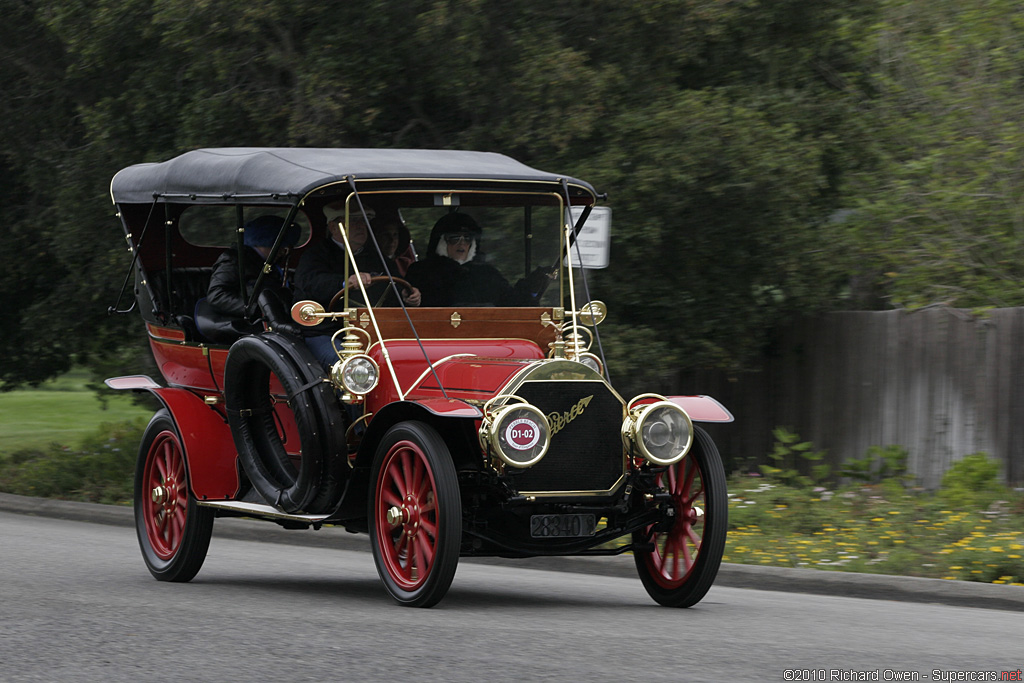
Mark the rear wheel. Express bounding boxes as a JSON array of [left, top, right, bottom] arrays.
[[135, 410, 214, 582], [633, 426, 727, 607], [369, 421, 461, 608]]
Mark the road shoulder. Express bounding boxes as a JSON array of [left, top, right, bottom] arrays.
[[2, 492, 1021, 611]]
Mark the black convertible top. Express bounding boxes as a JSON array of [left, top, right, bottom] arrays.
[[110, 147, 596, 205]]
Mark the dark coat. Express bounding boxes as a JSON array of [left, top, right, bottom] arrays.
[[292, 239, 395, 306], [405, 212, 547, 307], [207, 247, 292, 317], [406, 256, 536, 307]]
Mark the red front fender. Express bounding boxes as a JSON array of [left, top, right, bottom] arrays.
[[354, 398, 482, 470], [667, 395, 734, 423]]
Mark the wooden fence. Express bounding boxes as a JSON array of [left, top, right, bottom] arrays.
[[672, 307, 1024, 488]]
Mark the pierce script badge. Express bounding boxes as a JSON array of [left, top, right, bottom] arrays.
[[548, 395, 593, 437]]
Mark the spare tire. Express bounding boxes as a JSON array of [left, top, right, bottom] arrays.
[[261, 332, 347, 514], [224, 333, 345, 513]]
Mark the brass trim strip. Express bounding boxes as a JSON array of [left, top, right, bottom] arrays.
[[306, 183, 597, 203], [517, 472, 628, 499], [499, 361, 627, 406]]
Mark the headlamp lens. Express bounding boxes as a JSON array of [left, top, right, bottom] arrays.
[[337, 355, 379, 395], [622, 400, 693, 466]]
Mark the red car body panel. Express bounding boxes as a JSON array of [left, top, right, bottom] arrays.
[[148, 333, 227, 392], [364, 338, 545, 411], [147, 386, 239, 500]]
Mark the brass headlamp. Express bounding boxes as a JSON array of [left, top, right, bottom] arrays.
[[621, 393, 693, 466]]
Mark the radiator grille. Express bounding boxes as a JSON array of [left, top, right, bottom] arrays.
[[509, 380, 624, 494]]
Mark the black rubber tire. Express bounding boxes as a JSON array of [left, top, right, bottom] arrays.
[[261, 331, 348, 514], [368, 421, 461, 608], [224, 334, 328, 513], [134, 409, 214, 582], [632, 425, 728, 607]]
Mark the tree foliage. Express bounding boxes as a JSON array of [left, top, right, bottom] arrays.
[[840, 0, 1024, 310], [2, 0, 1018, 391]]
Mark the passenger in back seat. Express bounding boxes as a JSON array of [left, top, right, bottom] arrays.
[[206, 215, 300, 330]]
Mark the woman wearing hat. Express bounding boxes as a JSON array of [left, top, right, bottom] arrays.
[[406, 212, 554, 307]]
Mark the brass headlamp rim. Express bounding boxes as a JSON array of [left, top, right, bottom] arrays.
[[481, 393, 531, 419], [621, 395, 694, 466], [329, 353, 380, 396], [576, 352, 603, 374]]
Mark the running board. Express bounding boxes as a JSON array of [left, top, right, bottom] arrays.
[[197, 499, 333, 523]]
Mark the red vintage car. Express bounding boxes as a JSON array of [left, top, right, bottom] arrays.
[[107, 148, 733, 607]]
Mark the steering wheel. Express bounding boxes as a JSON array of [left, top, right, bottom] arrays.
[[328, 275, 415, 311]]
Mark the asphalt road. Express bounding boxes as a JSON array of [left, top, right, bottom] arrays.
[[2, 503, 1023, 682]]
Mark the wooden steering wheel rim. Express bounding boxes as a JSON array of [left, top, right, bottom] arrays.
[[328, 275, 414, 311]]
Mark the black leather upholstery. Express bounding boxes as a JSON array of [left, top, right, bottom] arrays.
[[148, 267, 301, 344], [194, 297, 260, 344]]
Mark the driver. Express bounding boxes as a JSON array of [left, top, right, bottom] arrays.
[[293, 203, 421, 369]]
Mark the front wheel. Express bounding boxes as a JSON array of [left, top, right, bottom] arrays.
[[633, 425, 727, 607], [368, 421, 461, 607], [134, 409, 214, 582]]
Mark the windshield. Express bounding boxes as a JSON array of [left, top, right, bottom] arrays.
[[401, 205, 562, 307], [330, 197, 568, 309]]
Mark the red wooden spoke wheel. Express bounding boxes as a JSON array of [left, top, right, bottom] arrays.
[[633, 426, 727, 607], [142, 429, 190, 560], [376, 440, 440, 590], [134, 410, 213, 582], [370, 421, 460, 607], [648, 458, 707, 586]]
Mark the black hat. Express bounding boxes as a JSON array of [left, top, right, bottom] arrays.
[[243, 215, 300, 248], [427, 212, 481, 254]]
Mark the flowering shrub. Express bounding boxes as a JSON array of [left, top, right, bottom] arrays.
[[725, 433, 1024, 585]]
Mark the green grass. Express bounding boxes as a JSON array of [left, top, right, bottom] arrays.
[[0, 368, 156, 503], [0, 368, 155, 453]]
